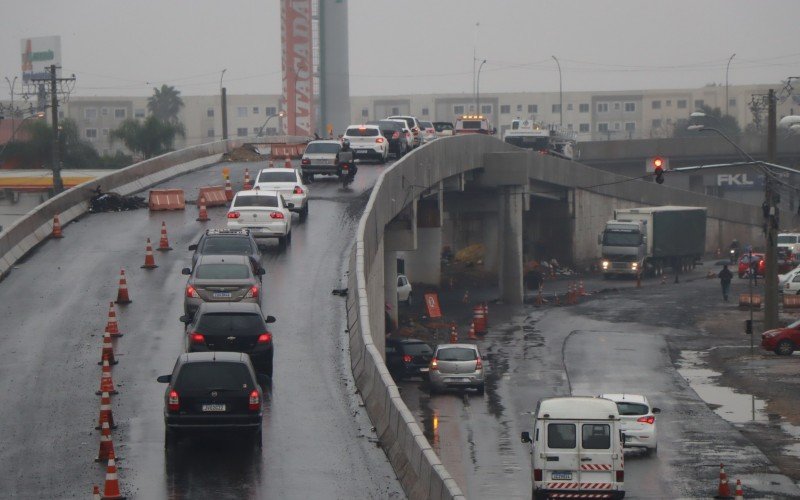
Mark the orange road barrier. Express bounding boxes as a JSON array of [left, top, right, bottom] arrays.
[[96, 391, 116, 430], [95, 415, 117, 463], [473, 304, 487, 334], [449, 324, 458, 344], [100, 451, 125, 500], [243, 168, 252, 190], [148, 189, 185, 211], [97, 355, 118, 396], [739, 294, 762, 309], [196, 197, 210, 222], [105, 302, 122, 338], [157, 221, 172, 251], [141, 238, 158, 269], [715, 463, 731, 498], [224, 178, 234, 201], [100, 331, 117, 366], [783, 295, 800, 308], [733, 479, 743, 500], [114, 269, 131, 305], [197, 186, 227, 207], [52, 213, 64, 238], [468, 321, 478, 340]]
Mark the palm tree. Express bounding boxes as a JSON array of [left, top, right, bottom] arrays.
[[110, 116, 185, 159], [147, 84, 184, 124]]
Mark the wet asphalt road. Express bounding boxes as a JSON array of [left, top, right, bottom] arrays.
[[0, 159, 404, 498]]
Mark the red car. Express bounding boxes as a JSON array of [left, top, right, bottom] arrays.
[[761, 318, 800, 355], [738, 253, 765, 278]]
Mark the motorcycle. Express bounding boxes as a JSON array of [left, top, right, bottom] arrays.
[[729, 247, 740, 264], [339, 162, 355, 188]]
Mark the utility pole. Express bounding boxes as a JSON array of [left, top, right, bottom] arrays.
[[221, 87, 228, 140], [49, 65, 63, 194], [764, 88, 778, 329]]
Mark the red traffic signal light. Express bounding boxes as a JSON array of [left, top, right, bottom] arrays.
[[653, 157, 663, 168]]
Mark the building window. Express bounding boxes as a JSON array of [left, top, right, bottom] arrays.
[[236, 127, 248, 137], [114, 108, 126, 119], [651, 100, 661, 109], [528, 104, 538, 114], [207, 129, 215, 138], [361, 108, 369, 117], [652, 119, 662, 128], [500, 105, 511, 114], [237, 107, 247, 118], [454, 105, 465, 115], [481, 104, 492, 114], [624, 102, 636, 112], [614, 102, 621, 110], [265, 127, 277, 135], [84, 108, 97, 119], [516, 104, 523, 112], [598, 123, 609, 132], [567, 103, 573, 111], [552, 104, 561, 114], [101, 108, 109, 116], [266, 107, 277, 116], [677, 99, 687, 109], [625, 122, 636, 131], [579, 103, 589, 113], [729, 98, 736, 107], [579, 123, 590, 132], [85, 128, 98, 139], [567, 123, 573, 130], [666, 100, 672, 107], [421, 107, 429, 116], [694, 99, 704, 109], [252, 106, 259, 114], [207, 108, 214, 118], [135, 109, 146, 118], [597, 103, 608, 113], [253, 127, 261, 135]]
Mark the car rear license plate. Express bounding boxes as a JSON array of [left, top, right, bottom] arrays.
[[450, 377, 469, 382], [356, 149, 368, 154], [551, 472, 572, 480], [213, 292, 232, 299], [419, 367, 429, 372], [202, 404, 226, 412]]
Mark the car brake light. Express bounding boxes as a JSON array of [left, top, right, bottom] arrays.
[[475, 357, 483, 370], [249, 389, 260, 410], [190, 332, 205, 345], [245, 286, 259, 298], [402, 354, 412, 363], [430, 357, 438, 371], [270, 211, 284, 219], [533, 469, 542, 481], [294, 186, 304, 194], [637, 415, 655, 424], [392, 131, 400, 139], [258, 332, 272, 344], [616, 470, 624, 482], [227, 211, 240, 219], [301, 158, 310, 165], [186, 285, 199, 298], [376, 137, 385, 143], [168, 390, 179, 412]]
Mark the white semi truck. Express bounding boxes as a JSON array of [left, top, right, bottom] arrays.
[[599, 206, 707, 278]]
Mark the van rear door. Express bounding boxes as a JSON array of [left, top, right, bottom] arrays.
[[579, 422, 617, 490], [543, 422, 580, 487]]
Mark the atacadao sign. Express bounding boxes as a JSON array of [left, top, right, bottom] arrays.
[[21, 36, 61, 82]]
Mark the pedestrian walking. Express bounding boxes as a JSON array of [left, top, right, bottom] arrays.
[[718, 264, 733, 301]]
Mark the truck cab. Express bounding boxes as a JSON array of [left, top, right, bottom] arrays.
[[778, 233, 800, 259], [599, 219, 646, 277], [454, 115, 492, 135]]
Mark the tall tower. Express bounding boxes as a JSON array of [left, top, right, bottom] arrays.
[[318, 0, 350, 137], [281, 0, 314, 136]]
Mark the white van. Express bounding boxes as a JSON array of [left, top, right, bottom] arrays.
[[521, 396, 625, 500]]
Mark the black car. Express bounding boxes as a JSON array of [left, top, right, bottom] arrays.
[[368, 120, 408, 158], [385, 338, 434, 380], [157, 351, 267, 448], [181, 302, 275, 377], [189, 229, 263, 277]]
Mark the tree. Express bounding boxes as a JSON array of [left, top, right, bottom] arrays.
[[672, 105, 741, 138], [0, 118, 106, 169], [110, 115, 185, 159], [147, 84, 184, 124]]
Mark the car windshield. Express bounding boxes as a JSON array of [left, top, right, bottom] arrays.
[[437, 347, 477, 361], [202, 238, 252, 254], [434, 123, 453, 131], [195, 263, 250, 279], [197, 313, 265, 335], [305, 142, 340, 154], [374, 121, 401, 131], [403, 343, 432, 356], [420, 122, 433, 129], [615, 402, 649, 416], [174, 362, 253, 391], [603, 231, 642, 246], [233, 195, 278, 208], [346, 127, 379, 137], [257, 171, 296, 183]]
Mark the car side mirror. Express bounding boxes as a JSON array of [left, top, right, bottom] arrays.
[[156, 375, 171, 383], [188, 244, 198, 251], [179, 315, 190, 324], [652, 407, 661, 414], [520, 431, 531, 443], [265, 315, 276, 324], [286, 202, 294, 209], [181, 267, 191, 275], [258, 268, 266, 276]]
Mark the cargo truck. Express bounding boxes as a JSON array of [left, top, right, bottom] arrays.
[[599, 206, 706, 278]]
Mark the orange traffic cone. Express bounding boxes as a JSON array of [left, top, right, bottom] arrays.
[[105, 302, 122, 338], [96, 391, 116, 430], [157, 221, 172, 251], [243, 168, 252, 190], [95, 415, 116, 462], [284, 156, 292, 168], [196, 197, 209, 222], [535, 285, 544, 305], [482, 302, 489, 326], [468, 321, 478, 340], [100, 331, 117, 366], [578, 280, 586, 296], [93, 484, 101, 500], [97, 355, 118, 395], [715, 463, 732, 498], [269, 157, 275, 168], [52, 213, 64, 238], [114, 269, 131, 305], [555, 292, 561, 306], [141, 238, 158, 269], [224, 177, 234, 201], [567, 283, 575, 304], [101, 451, 126, 499], [449, 324, 458, 344], [733, 479, 743, 500]]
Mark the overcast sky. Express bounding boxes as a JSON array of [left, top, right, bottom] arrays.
[[1, 0, 799, 99]]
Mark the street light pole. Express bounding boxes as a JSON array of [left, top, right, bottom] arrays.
[[476, 59, 487, 115], [258, 111, 285, 137], [725, 53, 735, 118], [552, 55, 563, 126], [220, 69, 228, 141]]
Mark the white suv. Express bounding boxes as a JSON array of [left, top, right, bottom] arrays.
[[387, 115, 422, 148], [343, 124, 389, 164]]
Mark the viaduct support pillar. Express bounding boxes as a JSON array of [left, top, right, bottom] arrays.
[[498, 186, 525, 304], [402, 191, 443, 285], [384, 200, 417, 334]]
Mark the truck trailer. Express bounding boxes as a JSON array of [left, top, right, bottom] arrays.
[[599, 206, 706, 278]]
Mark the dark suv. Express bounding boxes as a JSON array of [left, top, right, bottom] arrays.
[[181, 302, 275, 377], [157, 352, 266, 448], [368, 120, 408, 158], [189, 229, 263, 277], [385, 338, 433, 380]]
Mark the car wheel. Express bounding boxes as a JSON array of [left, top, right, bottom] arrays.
[[475, 383, 485, 395], [776, 339, 795, 356], [299, 204, 308, 222], [278, 236, 287, 249], [644, 444, 657, 456]]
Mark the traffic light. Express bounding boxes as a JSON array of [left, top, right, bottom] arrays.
[[647, 156, 668, 184]]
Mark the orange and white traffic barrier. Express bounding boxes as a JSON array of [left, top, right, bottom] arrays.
[[100, 451, 125, 500], [141, 238, 158, 269], [100, 331, 117, 366], [157, 221, 172, 251], [95, 415, 117, 462], [284, 156, 292, 168], [52, 213, 64, 238], [734, 479, 744, 500], [243, 168, 252, 190], [224, 177, 234, 201], [482, 302, 489, 326], [97, 355, 118, 396], [472, 304, 487, 334], [716, 463, 731, 498], [196, 197, 209, 222], [449, 324, 458, 344], [468, 321, 478, 340], [578, 280, 586, 296], [114, 269, 131, 305], [105, 302, 122, 338], [96, 391, 116, 430], [535, 285, 544, 306]]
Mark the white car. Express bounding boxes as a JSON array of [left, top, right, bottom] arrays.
[[227, 190, 293, 249], [419, 121, 437, 144], [386, 119, 414, 151], [387, 115, 422, 148], [253, 167, 309, 221], [599, 393, 660, 455], [397, 274, 412, 305], [342, 124, 389, 163], [781, 266, 800, 295]]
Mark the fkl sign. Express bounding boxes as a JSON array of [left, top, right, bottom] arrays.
[[716, 173, 763, 190]]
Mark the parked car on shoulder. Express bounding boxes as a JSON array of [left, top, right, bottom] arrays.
[[342, 124, 389, 163], [253, 167, 309, 221], [300, 140, 341, 182], [428, 343, 484, 394], [598, 393, 660, 455], [227, 190, 293, 248], [182, 254, 264, 317], [761, 318, 800, 355], [781, 266, 800, 294], [385, 338, 433, 380], [432, 121, 454, 137], [397, 274, 412, 305]]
